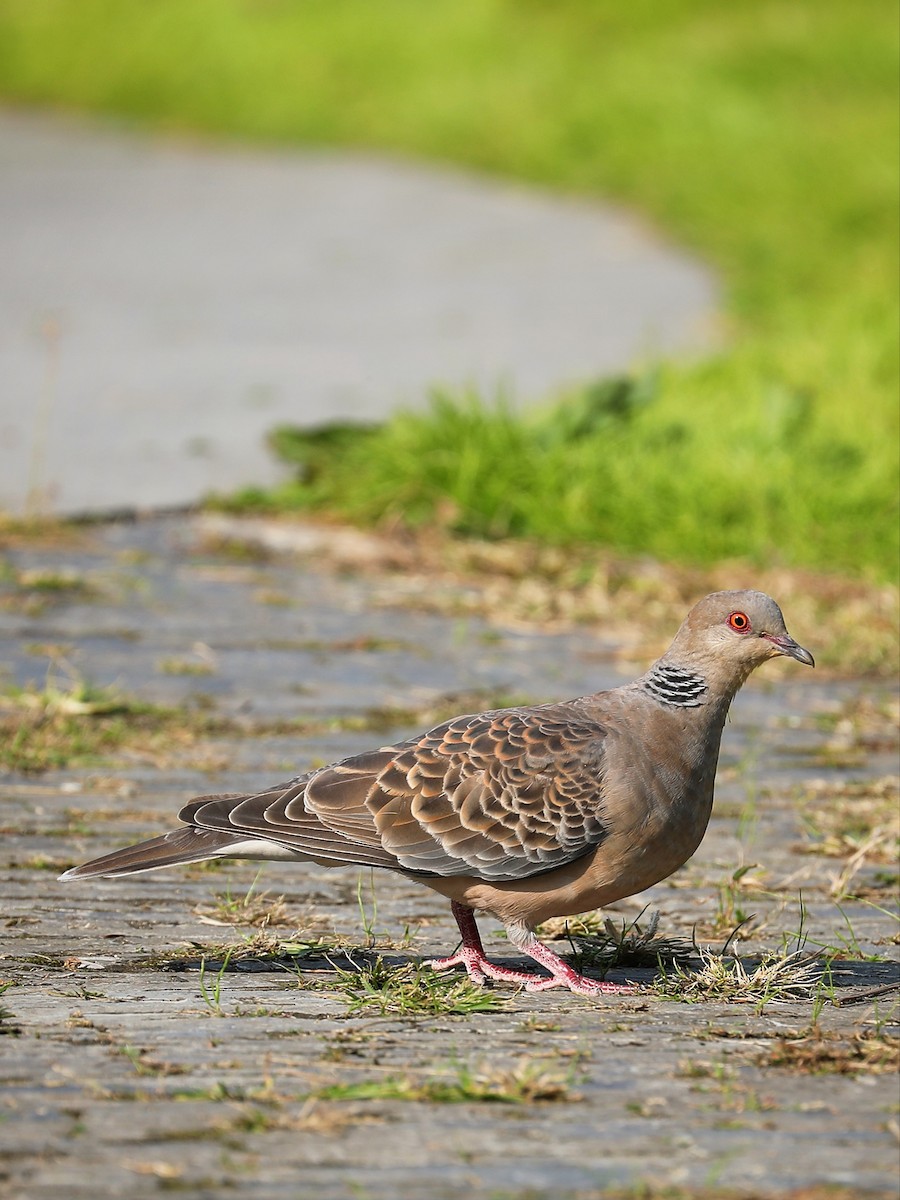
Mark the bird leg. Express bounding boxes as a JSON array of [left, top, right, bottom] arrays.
[[505, 923, 634, 996], [427, 902, 633, 996], [426, 902, 544, 986]]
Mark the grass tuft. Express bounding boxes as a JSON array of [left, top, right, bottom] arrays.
[[794, 778, 900, 863], [315, 1056, 578, 1104], [194, 879, 294, 931], [760, 1026, 900, 1075], [0, 980, 18, 1034], [329, 956, 504, 1016], [0, 675, 186, 773], [652, 945, 825, 1005], [540, 908, 698, 975]]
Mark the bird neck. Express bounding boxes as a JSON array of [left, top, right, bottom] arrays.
[[638, 651, 751, 717], [639, 661, 709, 708]]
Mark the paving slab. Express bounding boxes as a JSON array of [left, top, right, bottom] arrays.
[[0, 517, 898, 1200], [0, 109, 718, 517]]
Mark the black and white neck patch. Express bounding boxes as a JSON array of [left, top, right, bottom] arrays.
[[641, 664, 709, 708]]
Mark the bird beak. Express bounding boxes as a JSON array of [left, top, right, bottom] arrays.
[[763, 633, 815, 667]]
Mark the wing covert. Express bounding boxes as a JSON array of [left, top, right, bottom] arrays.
[[308, 704, 612, 880], [177, 704, 612, 882]]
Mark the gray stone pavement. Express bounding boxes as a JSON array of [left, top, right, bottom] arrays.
[[0, 109, 718, 518], [0, 517, 897, 1199]]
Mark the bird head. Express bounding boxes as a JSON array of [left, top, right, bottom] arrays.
[[666, 590, 814, 690]]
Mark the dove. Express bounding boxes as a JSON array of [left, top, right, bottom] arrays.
[[60, 590, 813, 996]]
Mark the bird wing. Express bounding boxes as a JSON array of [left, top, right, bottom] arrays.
[[180, 704, 612, 882]]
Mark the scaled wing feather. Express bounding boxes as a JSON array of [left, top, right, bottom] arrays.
[[180, 705, 611, 881]]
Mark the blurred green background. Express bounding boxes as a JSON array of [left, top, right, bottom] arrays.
[[0, 0, 897, 581]]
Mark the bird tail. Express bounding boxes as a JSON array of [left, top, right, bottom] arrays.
[[58, 827, 244, 881]]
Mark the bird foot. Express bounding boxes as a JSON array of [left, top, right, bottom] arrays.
[[521, 969, 635, 997], [426, 948, 547, 987], [426, 948, 633, 996]]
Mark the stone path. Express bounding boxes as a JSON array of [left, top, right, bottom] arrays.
[[0, 517, 897, 1199], [0, 109, 717, 517]]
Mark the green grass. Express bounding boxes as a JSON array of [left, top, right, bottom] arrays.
[[0, 665, 534, 774], [245, 375, 897, 577], [0, 1, 896, 578], [0, 979, 16, 1032], [0, 674, 190, 772], [329, 956, 504, 1016], [314, 1056, 577, 1103]]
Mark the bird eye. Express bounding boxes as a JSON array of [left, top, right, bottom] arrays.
[[728, 611, 751, 632]]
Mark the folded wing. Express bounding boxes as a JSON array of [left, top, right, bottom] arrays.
[[182, 703, 612, 882]]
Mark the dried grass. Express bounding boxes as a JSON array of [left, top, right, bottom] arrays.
[[194, 513, 899, 678], [652, 946, 824, 1004], [194, 886, 294, 930], [794, 777, 900, 864], [789, 775, 900, 897], [761, 1027, 900, 1075]]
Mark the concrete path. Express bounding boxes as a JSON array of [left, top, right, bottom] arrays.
[[0, 517, 897, 1199], [0, 109, 718, 517]]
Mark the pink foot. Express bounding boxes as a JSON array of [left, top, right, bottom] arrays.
[[519, 965, 635, 996], [426, 946, 555, 988], [509, 924, 635, 996], [428, 902, 635, 997], [427, 946, 633, 995]]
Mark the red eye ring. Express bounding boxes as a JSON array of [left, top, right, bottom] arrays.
[[728, 611, 751, 632]]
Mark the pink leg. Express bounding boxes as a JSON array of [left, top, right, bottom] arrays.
[[427, 903, 633, 997], [507, 925, 634, 996], [426, 902, 544, 986]]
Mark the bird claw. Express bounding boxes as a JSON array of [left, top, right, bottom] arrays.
[[426, 951, 484, 984], [523, 973, 635, 996], [426, 950, 633, 997], [426, 950, 542, 988]]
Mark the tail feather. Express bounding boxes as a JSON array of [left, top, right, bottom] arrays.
[[58, 827, 245, 880]]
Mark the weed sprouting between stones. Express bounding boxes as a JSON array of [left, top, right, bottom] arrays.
[[560, 909, 699, 976], [0, 980, 18, 1034], [328, 955, 504, 1016], [759, 1024, 900, 1075], [315, 1055, 579, 1104], [194, 878, 294, 930], [652, 945, 825, 1006]]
